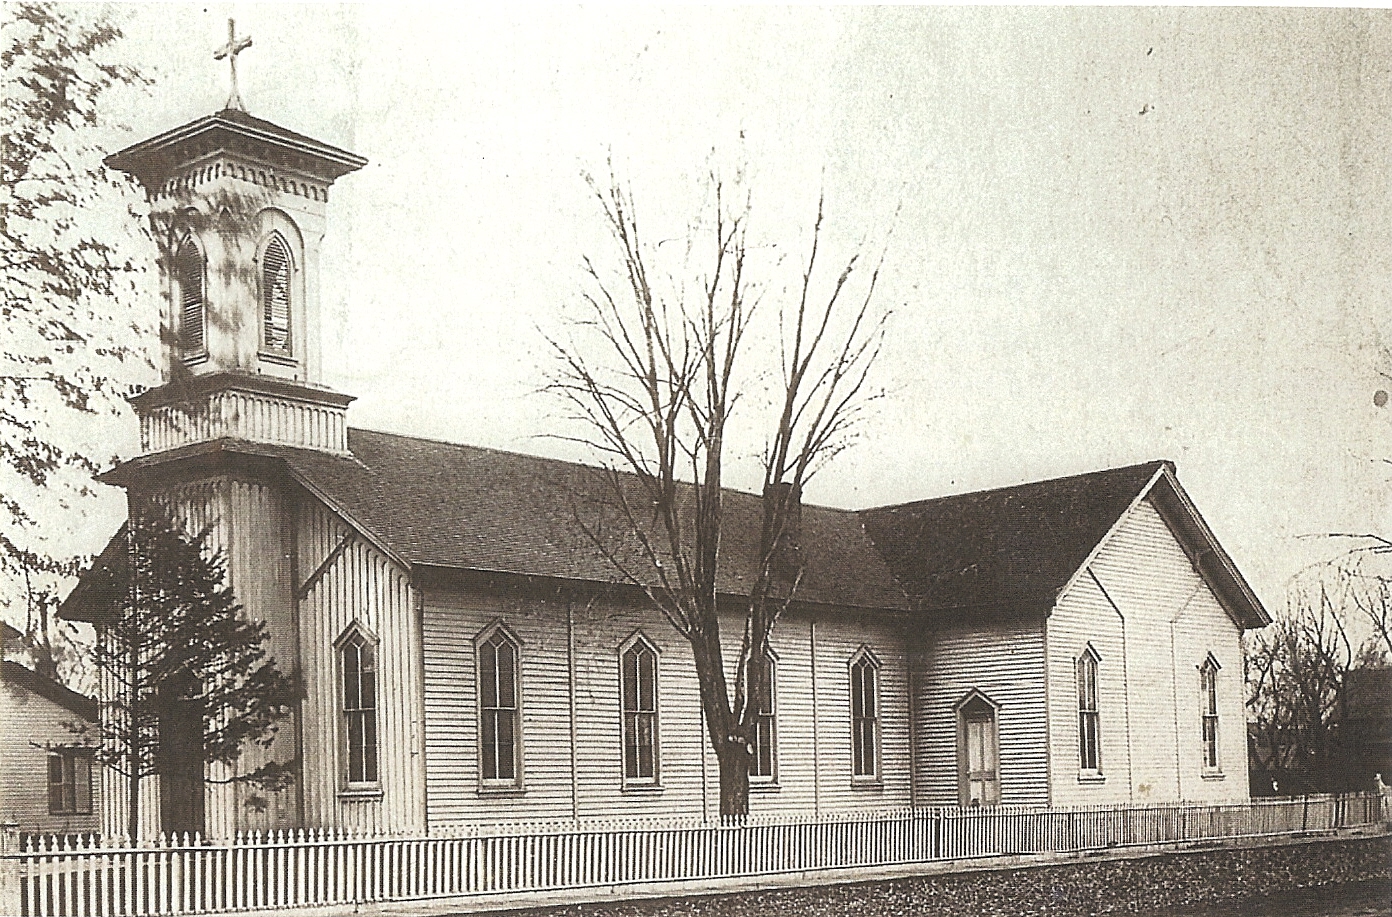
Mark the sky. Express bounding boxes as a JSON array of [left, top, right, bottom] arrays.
[[47, 4, 1392, 622]]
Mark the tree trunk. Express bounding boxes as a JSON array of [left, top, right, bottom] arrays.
[[716, 743, 751, 819]]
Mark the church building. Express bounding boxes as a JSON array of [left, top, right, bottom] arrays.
[[61, 47, 1271, 842]]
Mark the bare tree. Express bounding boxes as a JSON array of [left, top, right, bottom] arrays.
[[548, 167, 889, 816], [1246, 550, 1389, 794]]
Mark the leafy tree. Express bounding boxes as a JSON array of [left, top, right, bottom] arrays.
[[87, 507, 298, 839], [549, 168, 889, 816], [0, 3, 152, 679]]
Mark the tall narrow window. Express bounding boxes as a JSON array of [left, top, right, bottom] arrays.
[[1200, 655, 1220, 772], [46, 750, 92, 815], [620, 636, 658, 783], [850, 650, 880, 779], [174, 239, 205, 356], [749, 650, 777, 781], [340, 629, 379, 786], [1077, 646, 1101, 773], [959, 693, 1000, 806], [478, 626, 520, 785], [261, 232, 292, 353]]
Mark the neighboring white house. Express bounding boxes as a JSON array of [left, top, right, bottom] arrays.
[[0, 623, 100, 840], [59, 92, 1271, 842]]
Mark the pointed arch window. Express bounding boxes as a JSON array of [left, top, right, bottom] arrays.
[[850, 648, 881, 781], [174, 238, 205, 356], [619, 634, 659, 784], [749, 649, 777, 782], [261, 232, 292, 353], [338, 626, 379, 788], [477, 624, 521, 787], [1200, 654, 1221, 773], [1077, 645, 1101, 773]]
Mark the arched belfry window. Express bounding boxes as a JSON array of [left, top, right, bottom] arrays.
[[174, 238, 205, 356], [261, 232, 292, 353], [477, 623, 522, 787]]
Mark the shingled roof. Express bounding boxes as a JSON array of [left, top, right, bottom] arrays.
[[860, 461, 1170, 616], [1, 660, 98, 721], [83, 431, 1268, 627]]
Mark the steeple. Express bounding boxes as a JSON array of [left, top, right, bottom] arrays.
[[105, 37, 366, 456]]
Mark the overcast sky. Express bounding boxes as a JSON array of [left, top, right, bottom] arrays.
[[79, 4, 1392, 618]]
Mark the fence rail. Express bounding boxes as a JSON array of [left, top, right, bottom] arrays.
[[5, 793, 1386, 917]]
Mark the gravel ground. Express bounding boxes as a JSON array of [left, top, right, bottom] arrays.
[[476, 836, 1391, 917]]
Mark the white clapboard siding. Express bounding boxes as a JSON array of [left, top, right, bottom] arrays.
[[0, 681, 101, 837], [912, 619, 1049, 808], [1045, 571, 1132, 806], [296, 500, 427, 836], [421, 589, 915, 828], [1057, 497, 1250, 804]]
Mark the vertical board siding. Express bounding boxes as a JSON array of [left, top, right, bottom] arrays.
[[297, 501, 426, 836], [913, 620, 1049, 808], [0, 681, 101, 837], [1054, 497, 1250, 804], [1045, 574, 1132, 806], [422, 592, 914, 829]]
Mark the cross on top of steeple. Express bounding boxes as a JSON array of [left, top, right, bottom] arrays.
[[214, 18, 253, 112]]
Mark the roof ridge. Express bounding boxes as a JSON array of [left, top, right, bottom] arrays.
[[346, 426, 867, 515], [860, 459, 1173, 515]]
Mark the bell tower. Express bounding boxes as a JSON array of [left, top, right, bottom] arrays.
[[97, 21, 368, 840], [106, 19, 365, 456]]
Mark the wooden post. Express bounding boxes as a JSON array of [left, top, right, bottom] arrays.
[[0, 823, 21, 917]]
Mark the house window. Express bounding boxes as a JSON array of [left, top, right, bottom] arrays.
[[47, 749, 92, 815], [174, 238, 205, 356], [619, 636, 658, 783], [850, 649, 880, 780], [1200, 655, 1220, 772], [339, 628, 379, 786], [1077, 646, 1101, 773], [261, 232, 292, 353], [478, 626, 520, 786], [750, 650, 777, 782]]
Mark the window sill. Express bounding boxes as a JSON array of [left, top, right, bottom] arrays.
[[850, 778, 884, 791], [476, 784, 526, 798], [338, 786, 383, 801], [1201, 771, 1226, 781], [181, 350, 209, 367], [258, 349, 298, 367], [1077, 772, 1106, 784], [749, 781, 780, 794], [620, 782, 663, 795]]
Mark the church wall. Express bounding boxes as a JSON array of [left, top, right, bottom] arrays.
[[296, 499, 427, 836], [911, 618, 1049, 808], [1045, 569, 1133, 806], [1052, 497, 1250, 805], [420, 585, 914, 828]]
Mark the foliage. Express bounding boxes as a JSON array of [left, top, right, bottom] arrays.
[[87, 507, 298, 839], [549, 166, 889, 815], [1246, 542, 1391, 794], [0, 2, 152, 678]]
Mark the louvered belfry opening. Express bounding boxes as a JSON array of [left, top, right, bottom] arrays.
[[175, 239, 205, 355], [262, 232, 292, 352]]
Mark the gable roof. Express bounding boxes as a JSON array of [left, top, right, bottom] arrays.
[[861, 461, 1168, 618], [860, 461, 1270, 628], [96, 430, 911, 613], [1, 661, 98, 721], [79, 430, 1268, 629]]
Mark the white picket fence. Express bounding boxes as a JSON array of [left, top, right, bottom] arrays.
[[5, 793, 1386, 917]]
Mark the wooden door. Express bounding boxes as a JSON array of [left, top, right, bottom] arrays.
[[960, 697, 1000, 806]]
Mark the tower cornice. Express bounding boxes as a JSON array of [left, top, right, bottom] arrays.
[[106, 108, 367, 189]]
